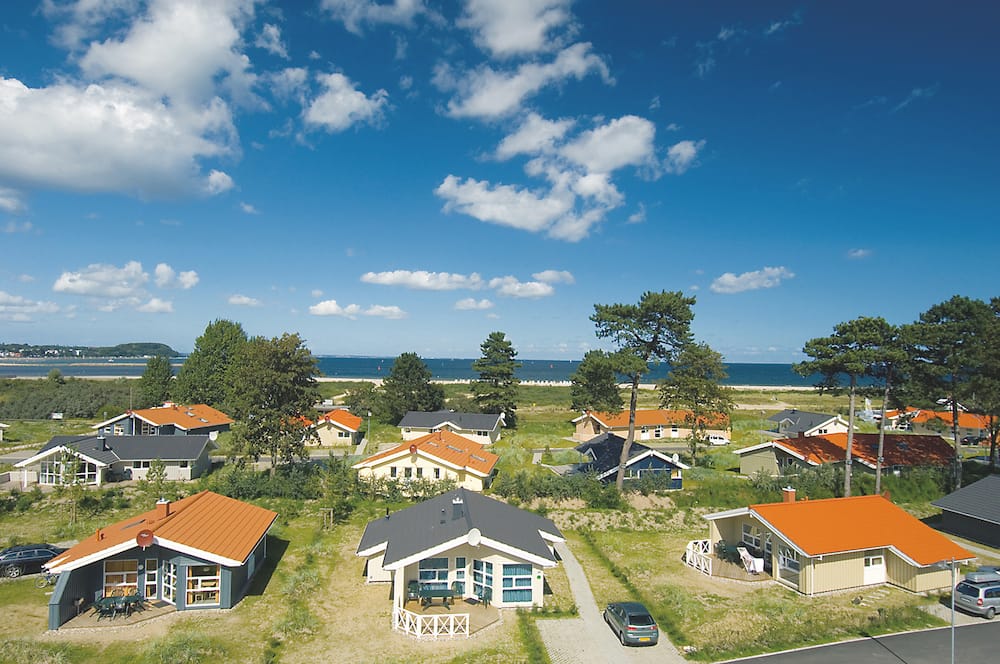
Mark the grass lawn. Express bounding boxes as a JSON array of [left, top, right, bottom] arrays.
[[0, 419, 94, 448]]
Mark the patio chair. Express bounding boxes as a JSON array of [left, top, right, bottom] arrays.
[[406, 580, 420, 604], [95, 597, 116, 621]]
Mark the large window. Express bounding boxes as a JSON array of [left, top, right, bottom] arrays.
[[742, 523, 761, 549], [103, 559, 138, 597], [777, 546, 800, 586], [163, 562, 176, 604], [473, 560, 493, 599], [419, 557, 449, 589], [39, 456, 98, 486], [186, 564, 221, 606], [140, 421, 155, 436], [144, 558, 158, 598], [501, 563, 533, 603]]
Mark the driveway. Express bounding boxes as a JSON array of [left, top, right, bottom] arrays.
[[536, 541, 686, 663]]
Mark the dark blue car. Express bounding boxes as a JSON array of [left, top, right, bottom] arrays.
[[0, 544, 65, 578]]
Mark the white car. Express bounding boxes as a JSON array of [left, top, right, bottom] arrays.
[[707, 434, 730, 446]]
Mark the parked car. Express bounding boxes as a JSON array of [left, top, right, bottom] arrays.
[[961, 435, 987, 445], [707, 434, 730, 446], [0, 544, 65, 578], [603, 601, 659, 646], [954, 574, 1000, 619]]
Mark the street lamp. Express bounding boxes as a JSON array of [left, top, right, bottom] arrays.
[[934, 557, 957, 664]]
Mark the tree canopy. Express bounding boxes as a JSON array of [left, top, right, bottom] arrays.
[[137, 356, 173, 409], [378, 352, 445, 424], [659, 342, 733, 466], [471, 331, 521, 427], [174, 319, 247, 408], [569, 350, 624, 413], [592, 290, 696, 491]]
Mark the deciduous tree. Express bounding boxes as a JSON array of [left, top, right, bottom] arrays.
[[591, 290, 696, 492], [174, 319, 247, 408], [378, 352, 445, 424], [471, 332, 522, 426], [569, 350, 624, 413], [659, 343, 733, 467]]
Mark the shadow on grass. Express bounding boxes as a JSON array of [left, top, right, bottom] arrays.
[[245, 535, 289, 597]]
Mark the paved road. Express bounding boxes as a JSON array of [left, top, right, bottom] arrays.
[[725, 621, 1000, 664], [536, 541, 685, 664]]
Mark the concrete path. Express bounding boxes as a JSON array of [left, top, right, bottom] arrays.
[[536, 541, 685, 663]]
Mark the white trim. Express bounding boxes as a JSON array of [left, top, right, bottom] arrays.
[[15, 445, 109, 469], [382, 535, 471, 570], [91, 412, 132, 430], [352, 446, 492, 477], [733, 442, 778, 455], [704, 507, 751, 521], [46, 540, 139, 573], [595, 448, 689, 480], [479, 536, 558, 567], [539, 530, 565, 544], [313, 418, 359, 434], [357, 541, 388, 558], [153, 537, 243, 567]]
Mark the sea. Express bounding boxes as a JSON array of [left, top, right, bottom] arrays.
[[0, 356, 823, 387]]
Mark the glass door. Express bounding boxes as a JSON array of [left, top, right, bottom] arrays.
[[162, 562, 177, 604]]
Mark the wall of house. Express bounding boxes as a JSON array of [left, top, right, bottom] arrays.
[[621, 455, 683, 488], [939, 512, 1000, 548], [400, 426, 495, 446], [807, 551, 865, 594], [311, 423, 357, 446], [358, 453, 486, 492], [364, 552, 393, 583], [884, 550, 953, 593], [47, 567, 93, 630], [739, 449, 780, 476], [573, 418, 602, 441]]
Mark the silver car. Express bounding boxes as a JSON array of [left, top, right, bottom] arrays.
[[954, 579, 1000, 619], [603, 601, 659, 646]]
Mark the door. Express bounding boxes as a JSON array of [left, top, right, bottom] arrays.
[[863, 553, 886, 585], [162, 562, 177, 604]]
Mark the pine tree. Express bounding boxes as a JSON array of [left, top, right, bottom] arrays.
[[471, 332, 522, 427]]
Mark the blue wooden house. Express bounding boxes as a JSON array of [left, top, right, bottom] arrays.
[[575, 432, 688, 488]]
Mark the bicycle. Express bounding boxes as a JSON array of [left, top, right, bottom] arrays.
[[35, 572, 58, 589]]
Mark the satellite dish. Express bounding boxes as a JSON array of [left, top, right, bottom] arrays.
[[467, 527, 481, 547], [409, 444, 417, 454], [136, 529, 154, 549]]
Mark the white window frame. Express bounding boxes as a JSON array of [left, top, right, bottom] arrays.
[[185, 564, 221, 606], [163, 562, 177, 604], [103, 559, 138, 597], [144, 558, 158, 598], [742, 523, 761, 549]]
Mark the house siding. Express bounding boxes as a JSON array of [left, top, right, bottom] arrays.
[[808, 551, 865, 594], [939, 511, 1000, 548], [311, 423, 358, 446], [739, 449, 780, 476], [357, 453, 488, 492]]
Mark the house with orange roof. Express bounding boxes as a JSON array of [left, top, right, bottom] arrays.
[[93, 402, 233, 437], [42, 490, 276, 630], [734, 432, 955, 477], [687, 491, 973, 595], [571, 408, 730, 443], [885, 407, 990, 440], [352, 429, 499, 492], [303, 408, 364, 446]]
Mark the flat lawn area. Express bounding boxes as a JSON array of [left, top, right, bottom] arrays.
[[0, 419, 93, 448], [571, 516, 944, 661]]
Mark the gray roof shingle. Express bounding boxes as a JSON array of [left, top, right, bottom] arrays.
[[397, 410, 502, 431], [767, 409, 838, 434], [357, 488, 562, 567], [932, 474, 1000, 526], [40, 434, 213, 464]]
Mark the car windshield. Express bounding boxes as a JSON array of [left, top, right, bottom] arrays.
[[956, 582, 981, 597], [629, 613, 655, 626]]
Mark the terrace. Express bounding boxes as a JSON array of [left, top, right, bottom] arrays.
[[683, 539, 773, 582], [394, 595, 501, 639], [55, 598, 175, 630]]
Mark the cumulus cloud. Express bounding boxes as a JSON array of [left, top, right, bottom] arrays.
[[436, 42, 611, 120], [436, 175, 574, 235], [664, 139, 706, 175], [240, 202, 259, 214], [532, 269, 574, 284], [710, 266, 794, 294], [364, 304, 406, 319], [847, 248, 872, 259], [627, 203, 646, 224], [560, 115, 656, 173], [457, 0, 576, 59], [309, 299, 362, 317], [153, 263, 198, 289], [455, 297, 494, 310], [311, 289, 324, 298], [496, 112, 574, 160], [320, 0, 430, 34], [0, 186, 25, 213], [53, 261, 149, 298], [137, 297, 173, 313], [267, 67, 309, 102], [0, 290, 59, 322], [361, 270, 484, 290], [205, 169, 234, 195], [489, 276, 554, 298], [255, 23, 288, 59], [304, 72, 388, 132], [228, 294, 261, 306]]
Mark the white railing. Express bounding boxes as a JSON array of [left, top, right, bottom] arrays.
[[393, 606, 470, 639], [684, 539, 712, 576]]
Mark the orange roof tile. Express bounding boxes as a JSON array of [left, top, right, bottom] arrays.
[[751, 495, 972, 565], [353, 429, 499, 476], [586, 408, 729, 429], [46, 491, 276, 572], [886, 407, 989, 430], [130, 403, 233, 429], [777, 433, 955, 468], [319, 409, 362, 431]]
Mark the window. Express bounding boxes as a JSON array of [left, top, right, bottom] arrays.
[[162, 562, 176, 604], [39, 456, 98, 486], [501, 563, 533, 603], [419, 557, 449, 588], [140, 421, 155, 436], [473, 560, 493, 599], [133, 460, 151, 469], [742, 523, 761, 549], [337, 431, 350, 438], [113, 423, 125, 436], [476, 430, 488, 437], [640, 426, 648, 434], [390, 466, 397, 478], [455, 557, 466, 581], [404, 467, 413, 479], [654, 426, 663, 438], [864, 555, 884, 567], [416, 467, 423, 478], [179, 461, 189, 468], [404, 427, 411, 433], [777, 546, 800, 586], [433, 467, 441, 479], [186, 564, 221, 606], [103, 559, 138, 597], [144, 558, 158, 598]]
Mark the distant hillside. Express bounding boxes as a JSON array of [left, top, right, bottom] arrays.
[[0, 342, 179, 358]]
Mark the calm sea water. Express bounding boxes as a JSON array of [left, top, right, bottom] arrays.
[[0, 356, 820, 386]]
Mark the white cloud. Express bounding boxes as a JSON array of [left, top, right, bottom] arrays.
[[240, 201, 259, 214], [664, 139, 706, 175], [0, 77, 237, 197], [53, 261, 149, 298], [665, 122, 680, 131], [267, 67, 309, 102], [311, 289, 324, 298], [627, 203, 646, 224], [304, 72, 388, 132], [255, 23, 288, 59], [205, 169, 234, 195], [0, 290, 59, 321], [717, 26, 740, 41], [77, 0, 259, 106], [436, 175, 574, 235], [0, 186, 26, 213], [489, 276, 554, 298], [496, 112, 574, 160], [228, 294, 261, 306], [309, 299, 362, 317], [17, 274, 35, 283], [560, 115, 657, 173], [532, 269, 574, 284], [649, 95, 661, 110], [710, 266, 794, 294], [3, 221, 33, 233], [455, 297, 494, 310], [364, 304, 406, 319], [42, 0, 138, 51], [320, 0, 430, 34], [137, 297, 173, 313], [361, 270, 484, 290], [764, 14, 802, 36], [847, 248, 872, 259], [457, 0, 575, 59], [437, 42, 611, 120], [152, 263, 198, 289], [891, 83, 940, 113]]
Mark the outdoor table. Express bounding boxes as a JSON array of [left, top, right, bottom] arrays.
[[418, 586, 454, 608]]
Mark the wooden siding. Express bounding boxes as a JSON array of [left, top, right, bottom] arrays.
[[739, 449, 780, 476], [809, 551, 865, 594], [886, 550, 954, 592]]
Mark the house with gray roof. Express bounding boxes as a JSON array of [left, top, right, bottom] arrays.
[[398, 410, 505, 446], [14, 434, 214, 489], [766, 409, 848, 439], [574, 432, 689, 487], [932, 474, 1000, 547], [357, 488, 563, 634]]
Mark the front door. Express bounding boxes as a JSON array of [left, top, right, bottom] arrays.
[[863, 553, 886, 585], [162, 562, 177, 604]]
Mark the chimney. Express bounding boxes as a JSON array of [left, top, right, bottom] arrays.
[[156, 498, 170, 520], [781, 486, 796, 503], [95, 528, 103, 541], [452, 495, 464, 520], [797, 431, 806, 439], [97, 434, 107, 451], [882, 490, 890, 501]]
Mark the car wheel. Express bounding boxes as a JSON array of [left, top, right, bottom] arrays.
[[3, 565, 22, 578], [987, 607, 996, 620], [619, 630, 626, 646]]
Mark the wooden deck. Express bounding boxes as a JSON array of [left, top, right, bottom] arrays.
[[57, 600, 175, 630], [400, 597, 501, 635]]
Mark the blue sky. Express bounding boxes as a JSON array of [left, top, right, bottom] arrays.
[[0, 1, 996, 362]]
